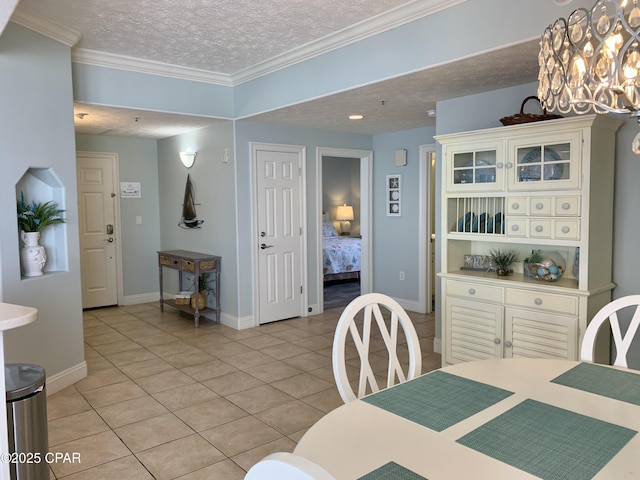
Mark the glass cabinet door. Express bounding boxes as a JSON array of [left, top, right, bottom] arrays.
[[508, 132, 581, 191], [446, 141, 503, 192]]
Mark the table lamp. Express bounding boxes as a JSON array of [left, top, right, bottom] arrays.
[[336, 204, 354, 236]]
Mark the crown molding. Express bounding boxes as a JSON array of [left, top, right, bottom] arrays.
[[232, 0, 469, 84], [12, 0, 468, 86], [11, 6, 81, 47], [72, 49, 234, 86]]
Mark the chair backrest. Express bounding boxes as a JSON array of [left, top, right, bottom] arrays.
[[581, 295, 640, 367], [332, 293, 422, 403], [244, 452, 335, 480]]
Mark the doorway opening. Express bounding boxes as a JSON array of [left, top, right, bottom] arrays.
[[419, 144, 436, 314], [317, 147, 372, 312]]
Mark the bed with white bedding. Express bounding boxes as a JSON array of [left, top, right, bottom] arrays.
[[322, 222, 361, 281]]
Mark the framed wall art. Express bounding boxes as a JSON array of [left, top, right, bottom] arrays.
[[387, 174, 401, 216]]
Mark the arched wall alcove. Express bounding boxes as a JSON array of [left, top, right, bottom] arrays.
[[16, 167, 68, 277]]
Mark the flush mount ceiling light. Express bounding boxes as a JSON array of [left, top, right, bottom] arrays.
[[538, 0, 640, 153], [427, 109, 437, 118], [348, 114, 364, 120], [179, 151, 197, 168]]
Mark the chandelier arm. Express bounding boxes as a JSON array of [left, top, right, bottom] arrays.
[[569, 98, 632, 115]]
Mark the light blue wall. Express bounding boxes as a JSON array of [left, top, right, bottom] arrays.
[[72, 63, 235, 119], [0, 23, 84, 378], [74, 135, 162, 297], [156, 121, 236, 317], [372, 127, 435, 303], [234, 121, 373, 315]]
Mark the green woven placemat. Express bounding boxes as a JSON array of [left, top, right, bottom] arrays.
[[457, 399, 636, 480], [362, 370, 513, 431], [358, 462, 427, 480], [552, 362, 640, 405]]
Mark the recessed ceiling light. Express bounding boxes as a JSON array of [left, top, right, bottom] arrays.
[[427, 109, 436, 118], [348, 114, 364, 120]]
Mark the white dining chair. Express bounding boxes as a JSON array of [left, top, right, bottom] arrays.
[[332, 293, 422, 403], [580, 295, 640, 367], [244, 452, 335, 480]]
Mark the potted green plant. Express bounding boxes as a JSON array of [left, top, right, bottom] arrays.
[[17, 192, 65, 233], [17, 192, 65, 277], [489, 248, 520, 276]]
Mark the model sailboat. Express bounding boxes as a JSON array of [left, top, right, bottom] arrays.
[[179, 174, 204, 228]]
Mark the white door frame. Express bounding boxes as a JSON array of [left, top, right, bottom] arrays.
[[251, 142, 307, 325], [76, 151, 124, 307], [418, 144, 436, 314], [317, 147, 373, 312]]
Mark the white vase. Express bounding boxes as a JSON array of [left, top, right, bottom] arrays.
[[20, 231, 46, 277]]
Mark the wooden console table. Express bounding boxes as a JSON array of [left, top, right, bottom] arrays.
[[158, 250, 221, 327]]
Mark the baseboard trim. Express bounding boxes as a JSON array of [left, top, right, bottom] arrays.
[[46, 361, 88, 396], [433, 337, 442, 354], [233, 315, 256, 330], [395, 297, 421, 313], [122, 292, 158, 305]]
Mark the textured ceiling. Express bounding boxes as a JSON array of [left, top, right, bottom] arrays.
[[13, 0, 542, 138], [18, 0, 413, 74]]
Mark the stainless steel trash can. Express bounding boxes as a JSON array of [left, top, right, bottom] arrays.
[[5, 364, 48, 480]]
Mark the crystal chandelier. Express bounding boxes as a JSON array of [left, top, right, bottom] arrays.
[[538, 0, 640, 152]]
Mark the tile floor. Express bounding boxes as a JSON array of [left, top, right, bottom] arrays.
[[45, 302, 440, 479]]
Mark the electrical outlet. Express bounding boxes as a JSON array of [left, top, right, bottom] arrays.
[[399, 271, 405, 280]]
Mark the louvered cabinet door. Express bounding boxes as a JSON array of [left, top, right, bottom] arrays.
[[444, 296, 503, 365], [504, 308, 577, 360]]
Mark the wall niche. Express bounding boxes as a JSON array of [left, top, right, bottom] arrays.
[[16, 168, 68, 278]]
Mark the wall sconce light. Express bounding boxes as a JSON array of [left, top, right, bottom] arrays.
[[179, 152, 197, 168], [336, 204, 354, 236]]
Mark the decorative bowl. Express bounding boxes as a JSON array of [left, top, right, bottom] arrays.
[[527, 252, 566, 281]]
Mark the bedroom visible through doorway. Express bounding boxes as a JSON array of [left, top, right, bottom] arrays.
[[322, 155, 361, 309]]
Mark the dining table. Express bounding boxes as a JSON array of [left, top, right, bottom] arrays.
[[294, 358, 640, 479]]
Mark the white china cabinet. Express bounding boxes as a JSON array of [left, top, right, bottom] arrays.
[[436, 115, 621, 366]]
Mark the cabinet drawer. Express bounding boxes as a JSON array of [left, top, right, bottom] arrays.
[[555, 219, 580, 240], [507, 197, 527, 215], [529, 219, 552, 238], [159, 254, 181, 268], [529, 197, 552, 215], [447, 280, 502, 303], [554, 196, 580, 215], [506, 218, 526, 237], [505, 289, 578, 315]]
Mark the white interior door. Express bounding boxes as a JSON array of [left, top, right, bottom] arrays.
[[253, 144, 305, 324], [76, 152, 120, 308]]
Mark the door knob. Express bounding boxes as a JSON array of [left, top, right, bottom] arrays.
[[260, 243, 273, 249], [104, 237, 114, 243]]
